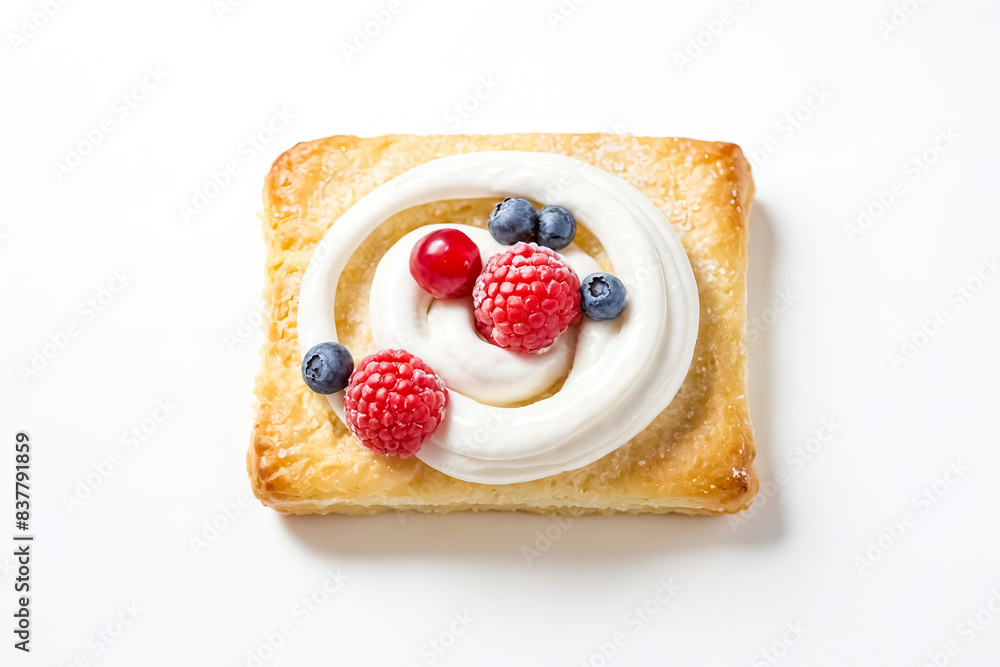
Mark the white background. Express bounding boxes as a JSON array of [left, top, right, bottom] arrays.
[[2, 0, 999, 665]]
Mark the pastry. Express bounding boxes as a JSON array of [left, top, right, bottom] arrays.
[[247, 133, 758, 515]]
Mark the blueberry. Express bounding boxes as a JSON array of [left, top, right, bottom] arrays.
[[301, 342, 354, 394], [536, 205, 576, 250], [580, 273, 627, 321], [488, 198, 537, 245]]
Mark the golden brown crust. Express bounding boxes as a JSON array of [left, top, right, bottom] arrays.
[[247, 134, 757, 515]]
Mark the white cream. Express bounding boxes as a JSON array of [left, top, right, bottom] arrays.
[[298, 151, 699, 484]]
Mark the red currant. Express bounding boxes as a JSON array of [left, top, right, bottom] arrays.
[[408, 229, 483, 299]]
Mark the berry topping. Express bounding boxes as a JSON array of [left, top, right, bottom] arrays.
[[488, 198, 537, 245], [580, 272, 628, 321], [301, 342, 355, 394], [343, 349, 448, 458], [473, 242, 582, 353], [536, 205, 576, 251], [408, 228, 483, 299]]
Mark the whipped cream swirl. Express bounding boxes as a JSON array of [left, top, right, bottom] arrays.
[[298, 152, 699, 484]]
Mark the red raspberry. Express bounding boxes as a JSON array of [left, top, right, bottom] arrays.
[[343, 349, 448, 458], [473, 242, 582, 353]]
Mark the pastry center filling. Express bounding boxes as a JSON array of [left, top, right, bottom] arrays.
[[370, 224, 602, 406]]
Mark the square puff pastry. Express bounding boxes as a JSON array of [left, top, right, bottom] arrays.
[[247, 133, 757, 515]]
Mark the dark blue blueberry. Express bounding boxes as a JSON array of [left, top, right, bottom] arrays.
[[488, 198, 537, 245], [301, 342, 354, 394], [580, 273, 627, 321], [536, 205, 576, 250]]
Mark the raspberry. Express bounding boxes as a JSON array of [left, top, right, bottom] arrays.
[[472, 242, 582, 353], [343, 349, 448, 458]]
